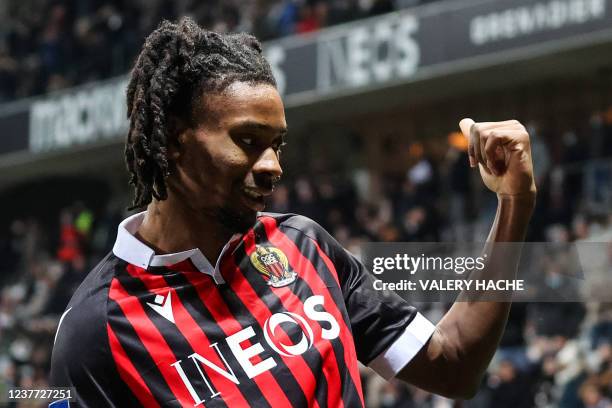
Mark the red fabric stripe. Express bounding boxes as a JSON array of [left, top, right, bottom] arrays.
[[181, 270, 293, 408], [124, 264, 250, 407], [226, 230, 321, 408], [260, 216, 365, 407], [107, 323, 161, 408], [246, 228, 345, 408], [108, 277, 195, 405]]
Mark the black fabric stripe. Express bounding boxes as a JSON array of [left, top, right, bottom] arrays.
[[275, 225, 364, 408], [115, 268, 229, 408], [162, 271, 272, 408]]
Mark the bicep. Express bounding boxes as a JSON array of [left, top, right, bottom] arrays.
[[395, 327, 449, 393], [396, 324, 474, 399]]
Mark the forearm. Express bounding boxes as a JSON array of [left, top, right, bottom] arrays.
[[436, 192, 535, 394], [397, 119, 536, 398]]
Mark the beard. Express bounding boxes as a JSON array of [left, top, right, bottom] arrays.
[[216, 205, 258, 233]]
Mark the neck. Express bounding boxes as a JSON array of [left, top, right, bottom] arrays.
[[136, 194, 234, 262]]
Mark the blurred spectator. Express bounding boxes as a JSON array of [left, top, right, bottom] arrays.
[[487, 359, 534, 408], [444, 131, 474, 241], [296, 1, 328, 34], [579, 379, 612, 408], [0, 0, 433, 100], [56, 208, 82, 263], [328, 0, 362, 25]]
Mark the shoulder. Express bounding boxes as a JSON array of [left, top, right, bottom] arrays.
[[258, 212, 333, 243], [67, 252, 125, 308], [257, 212, 353, 272], [56, 252, 124, 344], [51, 252, 124, 384]]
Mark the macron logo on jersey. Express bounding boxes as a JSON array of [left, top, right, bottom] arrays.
[[147, 292, 175, 323]]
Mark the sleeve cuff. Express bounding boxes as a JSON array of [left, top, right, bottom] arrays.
[[368, 312, 436, 380]]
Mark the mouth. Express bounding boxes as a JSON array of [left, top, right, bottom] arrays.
[[241, 187, 269, 211]]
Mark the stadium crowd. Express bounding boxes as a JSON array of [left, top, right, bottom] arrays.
[[1, 106, 611, 406], [0, 0, 435, 102]]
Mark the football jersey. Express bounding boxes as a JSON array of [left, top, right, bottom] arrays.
[[50, 212, 435, 407]]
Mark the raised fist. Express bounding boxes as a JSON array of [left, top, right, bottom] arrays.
[[459, 119, 536, 197]]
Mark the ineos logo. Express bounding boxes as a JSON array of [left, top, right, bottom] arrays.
[[172, 295, 341, 405]]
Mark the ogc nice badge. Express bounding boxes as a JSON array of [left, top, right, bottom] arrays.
[[250, 245, 297, 287]]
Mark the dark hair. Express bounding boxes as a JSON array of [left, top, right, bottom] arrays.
[[125, 17, 276, 210]]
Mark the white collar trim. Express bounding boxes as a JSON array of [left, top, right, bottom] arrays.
[[112, 211, 237, 284]]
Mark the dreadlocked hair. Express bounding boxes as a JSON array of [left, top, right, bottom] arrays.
[[125, 17, 277, 210]]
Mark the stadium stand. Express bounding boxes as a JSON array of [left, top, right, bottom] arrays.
[[0, 0, 437, 101], [1, 0, 612, 406]]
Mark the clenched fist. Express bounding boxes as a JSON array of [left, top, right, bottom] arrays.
[[459, 119, 537, 197]]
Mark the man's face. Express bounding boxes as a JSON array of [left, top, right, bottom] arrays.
[[171, 81, 286, 233]]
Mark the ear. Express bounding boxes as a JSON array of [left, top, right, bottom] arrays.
[[167, 116, 190, 161]]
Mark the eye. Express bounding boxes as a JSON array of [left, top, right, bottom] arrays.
[[275, 141, 287, 155], [273, 137, 287, 151], [241, 137, 255, 146]]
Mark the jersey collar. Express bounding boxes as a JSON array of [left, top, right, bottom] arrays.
[[112, 211, 239, 284]]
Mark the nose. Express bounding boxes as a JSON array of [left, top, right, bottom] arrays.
[[253, 147, 283, 179]]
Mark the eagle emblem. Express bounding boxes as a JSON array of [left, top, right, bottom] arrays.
[[250, 246, 297, 287]]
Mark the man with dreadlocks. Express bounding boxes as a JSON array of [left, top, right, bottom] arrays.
[[51, 17, 536, 407]]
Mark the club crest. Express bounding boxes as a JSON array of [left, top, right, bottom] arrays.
[[250, 246, 297, 287]]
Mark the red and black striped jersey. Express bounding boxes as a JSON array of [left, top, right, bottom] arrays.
[[50, 212, 435, 407]]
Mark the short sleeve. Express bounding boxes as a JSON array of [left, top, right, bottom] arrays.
[[288, 215, 436, 380], [336, 249, 436, 379]]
